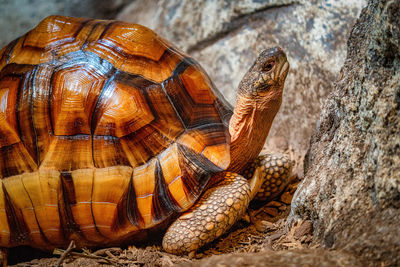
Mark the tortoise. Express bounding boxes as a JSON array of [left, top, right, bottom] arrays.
[[0, 15, 292, 262]]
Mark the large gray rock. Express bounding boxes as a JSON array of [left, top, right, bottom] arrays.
[[118, 0, 298, 52], [118, 0, 366, 174], [289, 0, 400, 265]]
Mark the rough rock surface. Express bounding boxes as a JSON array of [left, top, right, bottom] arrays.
[[0, 0, 130, 48], [118, 0, 366, 175], [118, 0, 297, 52], [289, 0, 400, 265]]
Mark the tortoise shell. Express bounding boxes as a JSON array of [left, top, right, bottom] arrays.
[[0, 16, 231, 249]]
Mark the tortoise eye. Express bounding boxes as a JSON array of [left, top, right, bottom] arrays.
[[263, 60, 275, 72]]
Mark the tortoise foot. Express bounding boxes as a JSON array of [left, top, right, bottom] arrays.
[[242, 153, 294, 202], [162, 172, 250, 255]]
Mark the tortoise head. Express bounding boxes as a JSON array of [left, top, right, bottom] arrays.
[[228, 47, 289, 172], [238, 46, 289, 98]]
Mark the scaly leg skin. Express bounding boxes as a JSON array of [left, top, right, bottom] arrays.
[[241, 153, 294, 202], [242, 153, 294, 231], [0, 248, 7, 267], [162, 172, 251, 256]]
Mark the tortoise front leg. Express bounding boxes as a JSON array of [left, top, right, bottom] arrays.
[[242, 153, 294, 202], [241, 153, 294, 231], [162, 172, 251, 255]]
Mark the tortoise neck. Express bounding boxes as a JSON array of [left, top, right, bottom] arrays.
[[227, 92, 282, 172]]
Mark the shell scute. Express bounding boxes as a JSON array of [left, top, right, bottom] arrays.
[[10, 16, 94, 65], [120, 124, 172, 168], [0, 76, 20, 147], [179, 65, 216, 105], [51, 64, 107, 136], [84, 22, 181, 83], [92, 135, 130, 169], [40, 135, 94, 172], [163, 74, 221, 129], [93, 80, 154, 137]]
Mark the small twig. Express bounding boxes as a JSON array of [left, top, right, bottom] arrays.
[[93, 247, 122, 256], [54, 248, 121, 266], [105, 250, 117, 259], [55, 240, 75, 267]]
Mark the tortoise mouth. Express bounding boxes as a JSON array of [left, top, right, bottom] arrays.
[[276, 60, 289, 84], [279, 61, 290, 79]]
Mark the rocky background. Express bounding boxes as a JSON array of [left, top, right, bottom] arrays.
[[2, 0, 400, 266], [289, 0, 400, 265]]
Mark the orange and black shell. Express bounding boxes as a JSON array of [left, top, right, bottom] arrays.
[[0, 16, 232, 250]]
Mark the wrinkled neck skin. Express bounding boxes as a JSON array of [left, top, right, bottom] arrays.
[[227, 90, 282, 173]]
